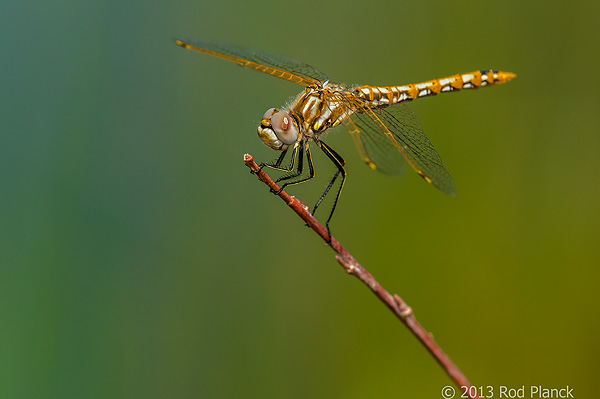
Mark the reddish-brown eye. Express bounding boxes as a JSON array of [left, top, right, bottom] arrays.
[[271, 111, 298, 144]]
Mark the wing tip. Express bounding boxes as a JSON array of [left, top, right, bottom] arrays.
[[419, 170, 456, 196], [174, 38, 188, 48], [438, 180, 456, 197], [436, 183, 456, 197]]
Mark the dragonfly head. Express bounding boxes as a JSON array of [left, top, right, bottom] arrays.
[[258, 108, 299, 151]]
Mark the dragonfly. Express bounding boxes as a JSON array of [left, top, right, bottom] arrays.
[[175, 38, 515, 234]]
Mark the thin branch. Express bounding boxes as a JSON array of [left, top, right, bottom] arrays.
[[244, 153, 479, 399]]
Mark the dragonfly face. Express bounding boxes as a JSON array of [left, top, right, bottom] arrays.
[[258, 108, 300, 151], [175, 38, 515, 234]]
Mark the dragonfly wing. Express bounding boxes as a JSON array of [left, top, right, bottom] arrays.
[[343, 112, 409, 177], [346, 103, 456, 196], [175, 38, 328, 87]]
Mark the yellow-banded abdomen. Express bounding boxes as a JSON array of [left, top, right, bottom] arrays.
[[354, 70, 516, 107]]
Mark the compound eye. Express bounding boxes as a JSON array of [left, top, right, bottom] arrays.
[[262, 108, 278, 121], [271, 111, 298, 145]]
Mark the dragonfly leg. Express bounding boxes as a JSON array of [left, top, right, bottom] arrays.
[[313, 140, 346, 242], [258, 142, 299, 173], [274, 145, 304, 184], [271, 145, 304, 194], [253, 148, 287, 176], [275, 142, 316, 194]]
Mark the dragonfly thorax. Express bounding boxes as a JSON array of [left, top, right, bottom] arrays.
[[291, 85, 354, 134]]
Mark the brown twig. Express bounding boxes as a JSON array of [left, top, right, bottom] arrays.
[[244, 153, 479, 399]]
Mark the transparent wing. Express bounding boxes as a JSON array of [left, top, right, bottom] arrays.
[[175, 38, 328, 87], [344, 103, 456, 196], [343, 111, 409, 177]]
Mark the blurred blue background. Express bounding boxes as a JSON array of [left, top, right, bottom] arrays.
[[2, 0, 599, 397]]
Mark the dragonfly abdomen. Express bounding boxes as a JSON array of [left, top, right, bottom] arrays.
[[355, 69, 516, 107]]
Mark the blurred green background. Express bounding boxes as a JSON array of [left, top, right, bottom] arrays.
[[2, 0, 599, 397]]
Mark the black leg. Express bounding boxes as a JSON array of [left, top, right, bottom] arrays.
[[271, 145, 304, 195], [259, 142, 300, 173], [276, 142, 316, 193], [314, 140, 346, 241], [312, 169, 341, 214], [275, 144, 304, 184], [271, 149, 289, 169], [252, 149, 286, 176]]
